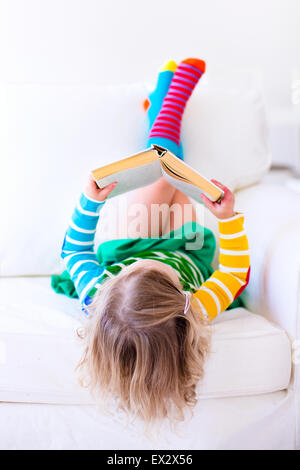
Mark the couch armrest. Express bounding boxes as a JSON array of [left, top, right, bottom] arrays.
[[235, 182, 300, 342]]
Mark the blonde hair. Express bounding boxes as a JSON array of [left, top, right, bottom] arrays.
[[77, 265, 210, 428]]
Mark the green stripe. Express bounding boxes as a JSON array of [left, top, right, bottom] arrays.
[[90, 249, 204, 297]]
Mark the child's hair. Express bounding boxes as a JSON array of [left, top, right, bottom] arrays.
[[77, 265, 210, 427]]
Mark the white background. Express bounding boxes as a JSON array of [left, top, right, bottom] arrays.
[[0, 0, 300, 167], [0, 0, 299, 106]]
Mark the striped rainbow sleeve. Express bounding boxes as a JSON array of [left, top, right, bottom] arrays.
[[61, 193, 106, 307], [192, 213, 250, 322]]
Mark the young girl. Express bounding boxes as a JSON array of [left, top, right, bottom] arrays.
[[56, 58, 250, 426]]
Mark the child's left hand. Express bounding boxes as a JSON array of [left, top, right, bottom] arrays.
[[200, 179, 236, 219], [84, 174, 117, 202]]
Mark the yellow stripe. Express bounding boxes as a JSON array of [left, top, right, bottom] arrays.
[[204, 280, 231, 311], [193, 289, 218, 321], [212, 271, 244, 294], [219, 253, 250, 268], [233, 271, 249, 283], [206, 277, 233, 302], [219, 235, 249, 250], [218, 217, 244, 235]]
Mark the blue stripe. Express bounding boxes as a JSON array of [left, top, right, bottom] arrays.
[[73, 207, 100, 225], [67, 227, 95, 243], [176, 67, 201, 80], [159, 107, 182, 117], [169, 87, 190, 98], [172, 75, 196, 86], [158, 112, 181, 123], [80, 193, 104, 213], [69, 260, 100, 277], [164, 93, 186, 104], [72, 211, 99, 231], [62, 239, 93, 252], [163, 99, 184, 109], [77, 270, 97, 293], [63, 252, 97, 265], [178, 63, 203, 76], [63, 251, 96, 261], [155, 118, 180, 128], [171, 81, 193, 93]]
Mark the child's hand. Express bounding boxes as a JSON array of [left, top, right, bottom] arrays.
[[200, 180, 235, 219], [84, 174, 117, 202]]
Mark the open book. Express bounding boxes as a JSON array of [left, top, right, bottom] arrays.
[[92, 145, 224, 203]]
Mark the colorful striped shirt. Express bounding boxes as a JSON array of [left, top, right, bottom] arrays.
[[61, 193, 250, 320], [191, 214, 250, 321]]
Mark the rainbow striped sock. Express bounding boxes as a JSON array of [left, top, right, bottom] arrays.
[[147, 58, 206, 158]]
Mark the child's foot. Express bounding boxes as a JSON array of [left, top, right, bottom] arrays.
[[143, 60, 178, 130], [147, 58, 206, 159]]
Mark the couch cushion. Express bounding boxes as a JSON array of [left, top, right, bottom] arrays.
[[0, 277, 291, 405], [0, 82, 270, 275]]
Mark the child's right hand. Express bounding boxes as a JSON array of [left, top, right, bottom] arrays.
[[200, 180, 236, 220], [84, 174, 117, 202]]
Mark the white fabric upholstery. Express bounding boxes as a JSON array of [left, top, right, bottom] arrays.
[[234, 182, 300, 450], [235, 182, 300, 342], [0, 277, 291, 405], [0, 391, 295, 450], [0, 82, 270, 275]]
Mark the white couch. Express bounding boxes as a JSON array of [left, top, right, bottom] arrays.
[[0, 82, 299, 450]]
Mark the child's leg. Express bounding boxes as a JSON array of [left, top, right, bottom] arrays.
[[124, 59, 204, 238], [126, 178, 177, 237], [126, 180, 196, 238], [147, 58, 206, 159], [168, 189, 197, 233], [144, 59, 184, 159], [125, 61, 180, 238]]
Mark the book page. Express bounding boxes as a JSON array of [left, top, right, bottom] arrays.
[[162, 166, 211, 203], [161, 151, 223, 202], [95, 159, 163, 199]]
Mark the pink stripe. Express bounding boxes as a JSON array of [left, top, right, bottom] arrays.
[[151, 124, 179, 139], [169, 85, 191, 97], [167, 91, 189, 101], [174, 70, 198, 84], [151, 126, 179, 139], [171, 78, 194, 90], [156, 114, 181, 125], [163, 99, 184, 110], [153, 121, 180, 132], [149, 131, 180, 145], [177, 62, 202, 77], [164, 97, 185, 108], [172, 74, 197, 86], [159, 111, 182, 123], [164, 92, 186, 103], [161, 105, 183, 116]]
